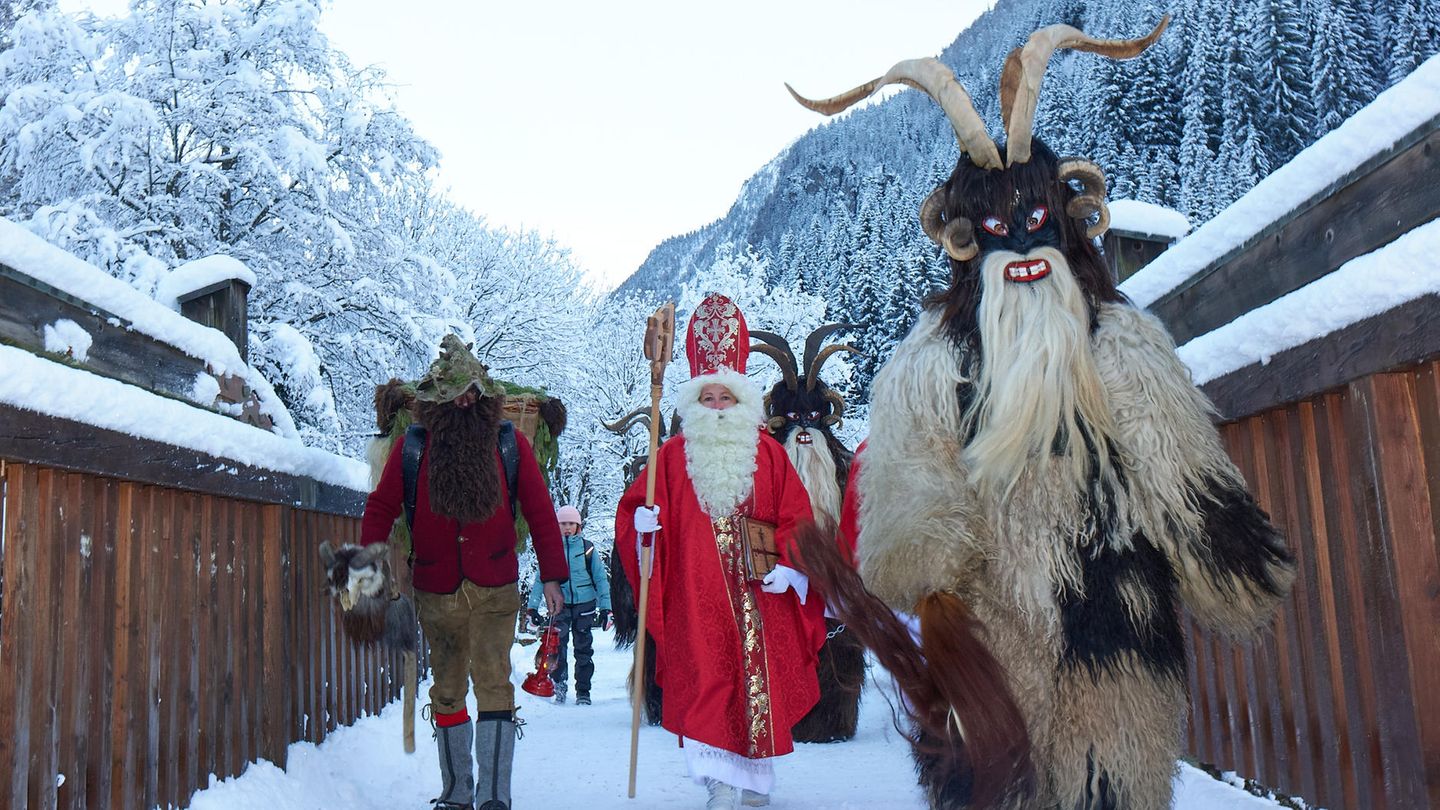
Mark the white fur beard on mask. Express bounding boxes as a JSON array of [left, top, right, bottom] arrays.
[[682, 405, 760, 517], [785, 428, 842, 524], [961, 245, 1117, 497]]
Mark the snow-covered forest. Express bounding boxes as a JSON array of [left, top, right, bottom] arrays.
[[2, 0, 1437, 550], [618, 0, 1440, 396]]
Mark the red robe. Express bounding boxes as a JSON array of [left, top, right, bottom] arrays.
[[616, 432, 826, 758]]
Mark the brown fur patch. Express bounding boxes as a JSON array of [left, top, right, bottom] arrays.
[[374, 378, 416, 433], [417, 395, 502, 525], [538, 397, 567, 437]]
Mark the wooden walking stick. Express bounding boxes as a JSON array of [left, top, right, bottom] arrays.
[[629, 301, 674, 799]]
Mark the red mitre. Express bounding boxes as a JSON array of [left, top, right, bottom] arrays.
[[685, 293, 749, 378]]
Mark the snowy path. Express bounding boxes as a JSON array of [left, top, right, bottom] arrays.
[[187, 629, 1282, 809]]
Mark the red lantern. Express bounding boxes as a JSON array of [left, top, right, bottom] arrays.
[[521, 624, 562, 698]]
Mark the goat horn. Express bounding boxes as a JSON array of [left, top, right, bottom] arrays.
[[822, 388, 847, 418], [602, 406, 651, 434], [921, 188, 979, 261], [1059, 158, 1111, 238], [750, 343, 800, 391], [750, 330, 799, 368], [787, 58, 1002, 170], [1003, 16, 1169, 166], [802, 323, 855, 374], [807, 344, 862, 391]]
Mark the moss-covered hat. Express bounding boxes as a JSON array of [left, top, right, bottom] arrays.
[[415, 334, 505, 402]]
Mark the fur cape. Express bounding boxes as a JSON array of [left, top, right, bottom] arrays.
[[856, 302, 1295, 809]]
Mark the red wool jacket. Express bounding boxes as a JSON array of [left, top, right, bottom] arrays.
[[361, 430, 568, 594]]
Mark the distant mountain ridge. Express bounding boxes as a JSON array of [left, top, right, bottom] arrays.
[[616, 0, 1438, 309]]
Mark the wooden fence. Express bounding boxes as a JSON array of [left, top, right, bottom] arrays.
[[0, 460, 407, 810], [1185, 357, 1440, 810]]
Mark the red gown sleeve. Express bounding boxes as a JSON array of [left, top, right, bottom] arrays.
[[514, 431, 568, 584], [837, 439, 866, 565], [360, 438, 404, 547]]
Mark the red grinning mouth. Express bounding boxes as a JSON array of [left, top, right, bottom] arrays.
[[796, 432, 813, 445], [1004, 259, 1051, 282]]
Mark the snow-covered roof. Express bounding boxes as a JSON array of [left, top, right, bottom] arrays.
[[156, 254, 257, 309], [0, 345, 369, 492], [1121, 53, 1440, 311], [1178, 217, 1440, 385], [1107, 199, 1190, 240], [0, 216, 299, 438]]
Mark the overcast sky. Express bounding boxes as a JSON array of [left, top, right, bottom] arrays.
[[62, 1, 993, 288]]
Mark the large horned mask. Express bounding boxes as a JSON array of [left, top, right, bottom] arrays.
[[749, 324, 859, 443], [787, 18, 1168, 270]]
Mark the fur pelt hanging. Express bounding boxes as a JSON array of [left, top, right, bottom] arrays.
[[317, 541, 417, 653]]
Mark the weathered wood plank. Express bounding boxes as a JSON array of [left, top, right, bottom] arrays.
[[1346, 377, 1428, 808], [0, 464, 37, 809], [1201, 294, 1440, 422], [262, 504, 290, 767], [29, 468, 59, 810], [1152, 118, 1440, 345], [0, 404, 364, 515], [1363, 372, 1440, 807], [85, 476, 118, 810], [57, 472, 87, 810], [109, 482, 141, 810]]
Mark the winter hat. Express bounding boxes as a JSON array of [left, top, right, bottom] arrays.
[[414, 334, 505, 403], [556, 505, 582, 524]]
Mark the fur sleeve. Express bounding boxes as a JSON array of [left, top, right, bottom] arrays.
[[1093, 304, 1295, 635], [856, 309, 991, 609]]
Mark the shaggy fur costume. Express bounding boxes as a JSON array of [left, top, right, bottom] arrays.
[[416, 394, 504, 526], [856, 303, 1295, 810]]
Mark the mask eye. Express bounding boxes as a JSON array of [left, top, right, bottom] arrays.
[[981, 216, 1009, 237], [1025, 206, 1048, 232], [786, 412, 798, 420], [808, 411, 820, 420]]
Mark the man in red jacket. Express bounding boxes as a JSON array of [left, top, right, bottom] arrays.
[[361, 335, 567, 810]]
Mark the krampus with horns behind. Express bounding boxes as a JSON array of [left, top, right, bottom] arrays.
[[787, 16, 1295, 810], [749, 325, 866, 743]]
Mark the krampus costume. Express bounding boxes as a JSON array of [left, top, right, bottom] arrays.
[[787, 18, 1296, 810], [749, 326, 866, 744], [359, 335, 569, 810]]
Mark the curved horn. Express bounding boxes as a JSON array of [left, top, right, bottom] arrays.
[[821, 388, 847, 421], [920, 187, 979, 261], [788, 58, 1002, 170], [1003, 16, 1169, 165], [802, 323, 855, 374], [807, 344, 863, 391], [1058, 158, 1111, 238], [750, 343, 800, 391], [602, 406, 652, 434]]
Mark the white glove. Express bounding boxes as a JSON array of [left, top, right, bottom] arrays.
[[633, 505, 661, 534], [760, 564, 809, 605]]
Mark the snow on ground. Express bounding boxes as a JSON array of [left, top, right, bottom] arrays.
[[186, 629, 1284, 809]]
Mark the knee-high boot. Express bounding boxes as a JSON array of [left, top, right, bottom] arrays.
[[434, 719, 475, 808], [475, 710, 517, 810]]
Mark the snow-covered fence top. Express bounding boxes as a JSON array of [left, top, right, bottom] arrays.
[[1116, 54, 1440, 420], [0, 217, 297, 436], [0, 217, 368, 503], [1120, 53, 1440, 318]]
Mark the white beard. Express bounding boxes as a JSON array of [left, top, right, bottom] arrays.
[[676, 370, 766, 517], [961, 245, 1118, 498], [785, 428, 842, 524]]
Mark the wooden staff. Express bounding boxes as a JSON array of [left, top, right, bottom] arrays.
[[629, 301, 674, 799]]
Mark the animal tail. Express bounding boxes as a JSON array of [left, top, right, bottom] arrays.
[[790, 522, 1034, 809]]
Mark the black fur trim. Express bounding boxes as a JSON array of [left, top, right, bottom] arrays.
[[792, 620, 865, 743], [1077, 750, 1118, 810], [1193, 475, 1294, 597], [1058, 472, 1185, 682], [913, 724, 975, 810]]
